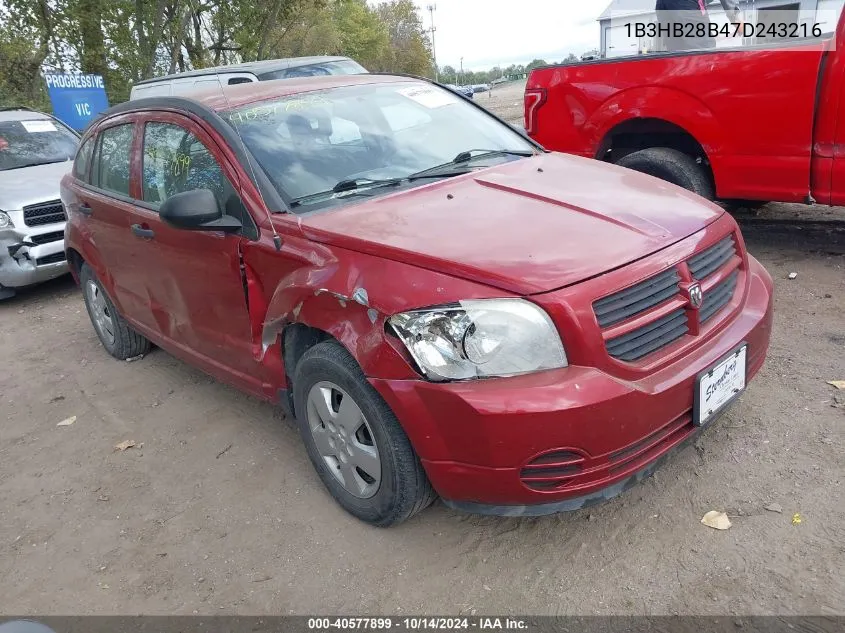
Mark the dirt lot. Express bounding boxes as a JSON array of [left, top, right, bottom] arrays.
[[1, 91, 844, 615], [480, 80, 527, 126]]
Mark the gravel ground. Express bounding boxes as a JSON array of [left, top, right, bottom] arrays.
[[1, 87, 844, 615], [479, 80, 527, 126]]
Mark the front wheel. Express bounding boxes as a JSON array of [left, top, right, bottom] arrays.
[[616, 147, 715, 200], [293, 340, 436, 526], [80, 264, 151, 360]]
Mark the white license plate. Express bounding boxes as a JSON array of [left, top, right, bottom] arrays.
[[695, 345, 747, 427]]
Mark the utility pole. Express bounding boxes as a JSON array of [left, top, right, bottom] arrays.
[[460, 56, 463, 87], [427, 4, 438, 82]]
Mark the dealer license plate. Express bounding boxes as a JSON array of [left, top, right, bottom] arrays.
[[694, 345, 747, 427]]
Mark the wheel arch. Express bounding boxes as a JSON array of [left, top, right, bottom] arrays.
[[587, 86, 726, 192]]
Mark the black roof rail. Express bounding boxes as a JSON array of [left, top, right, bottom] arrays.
[[0, 106, 36, 113]]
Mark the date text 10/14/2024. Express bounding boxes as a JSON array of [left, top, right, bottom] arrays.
[[307, 618, 529, 631]]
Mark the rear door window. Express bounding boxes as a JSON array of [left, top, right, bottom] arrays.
[[94, 124, 134, 196]]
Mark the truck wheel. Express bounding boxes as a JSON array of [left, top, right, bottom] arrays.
[[616, 147, 714, 200], [80, 263, 151, 360], [292, 340, 437, 527]]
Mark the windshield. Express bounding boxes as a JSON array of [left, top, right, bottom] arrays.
[[225, 81, 535, 210], [0, 119, 78, 171], [258, 60, 368, 80]]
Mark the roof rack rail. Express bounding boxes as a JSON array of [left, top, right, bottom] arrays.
[[0, 106, 36, 112]]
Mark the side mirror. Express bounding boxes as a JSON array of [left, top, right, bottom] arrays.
[[159, 189, 241, 233]]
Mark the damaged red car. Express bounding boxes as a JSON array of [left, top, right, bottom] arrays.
[[61, 75, 773, 526]]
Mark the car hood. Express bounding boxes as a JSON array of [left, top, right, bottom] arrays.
[[298, 152, 725, 295], [0, 160, 73, 210]]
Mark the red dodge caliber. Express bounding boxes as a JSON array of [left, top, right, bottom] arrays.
[[61, 75, 773, 526]]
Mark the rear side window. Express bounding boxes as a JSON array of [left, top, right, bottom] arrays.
[[94, 124, 133, 196], [73, 137, 94, 182]]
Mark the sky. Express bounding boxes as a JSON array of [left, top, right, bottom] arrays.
[[412, 1, 605, 71]]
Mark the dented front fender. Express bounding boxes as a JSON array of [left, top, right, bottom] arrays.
[[241, 228, 505, 380]]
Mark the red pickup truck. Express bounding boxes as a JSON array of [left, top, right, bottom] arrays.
[[525, 10, 845, 207]]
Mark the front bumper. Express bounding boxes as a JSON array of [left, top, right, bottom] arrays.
[[0, 225, 68, 289], [370, 256, 773, 515]]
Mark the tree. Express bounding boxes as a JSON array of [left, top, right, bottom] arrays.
[[373, 0, 434, 76], [526, 58, 548, 72]]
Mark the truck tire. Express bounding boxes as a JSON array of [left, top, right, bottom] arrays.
[[293, 340, 437, 527], [80, 263, 151, 360], [616, 147, 715, 200]]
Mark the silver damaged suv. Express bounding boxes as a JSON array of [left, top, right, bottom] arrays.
[[0, 107, 79, 299]]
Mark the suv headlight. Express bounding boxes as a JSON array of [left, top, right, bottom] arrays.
[[0, 211, 13, 229], [389, 298, 567, 382]]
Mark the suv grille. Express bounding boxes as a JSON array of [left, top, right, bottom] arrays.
[[701, 270, 739, 323], [593, 268, 681, 328], [23, 200, 66, 227], [688, 236, 737, 279], [605, 308, 689, 362], [595, 235, 741, 362], [29, 230, 65, 245], [35, 252, 67, 266]]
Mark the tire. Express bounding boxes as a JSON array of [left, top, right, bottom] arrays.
[[616, 147, 715, 200], [292, 340, 436, 527], [80, 263, 151, 360]]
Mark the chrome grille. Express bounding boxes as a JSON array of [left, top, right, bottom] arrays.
[[593, 268, 680, 328], [605, 309, 689, 362], [23, 200, 66, 227], [688, 236, 736, 280]]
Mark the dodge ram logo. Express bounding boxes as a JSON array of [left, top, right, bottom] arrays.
[[687, 283, 704, 309]]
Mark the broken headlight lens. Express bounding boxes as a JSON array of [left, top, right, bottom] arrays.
[[0, 211, 12, 229], [389, 299, 567, 382]]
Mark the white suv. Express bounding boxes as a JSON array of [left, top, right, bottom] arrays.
[[0, 107, 79, 299]]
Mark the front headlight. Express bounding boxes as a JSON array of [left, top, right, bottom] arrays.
[[0, 211, 13, 229], [389, 298, 567, 382]]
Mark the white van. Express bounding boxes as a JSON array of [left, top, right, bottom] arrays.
[[129, 56, 367, 100]]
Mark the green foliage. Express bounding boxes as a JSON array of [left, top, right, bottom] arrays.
[[0, 0, 434, 111]]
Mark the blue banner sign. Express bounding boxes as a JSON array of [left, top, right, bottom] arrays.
[[44, 73, 109, 131]]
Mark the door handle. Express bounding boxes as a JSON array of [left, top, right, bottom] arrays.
[[78, 203, 93, 216], [131, 224, 155, 239]]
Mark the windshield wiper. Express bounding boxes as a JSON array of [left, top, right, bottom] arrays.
[[453, 148, 536, 163], [407, 149, 536, 180], [289, 178, 404, 208], [332, 177, 404, 194], [288, 152, 534, 209]]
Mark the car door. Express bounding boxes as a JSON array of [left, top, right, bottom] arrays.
[[130, 113, 259, 384], [71, 116, 149, 319]]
